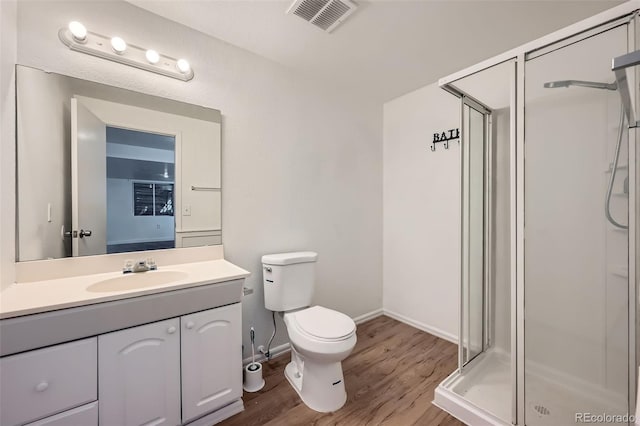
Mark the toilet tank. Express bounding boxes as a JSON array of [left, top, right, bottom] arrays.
[[262, 252, 318, 312]]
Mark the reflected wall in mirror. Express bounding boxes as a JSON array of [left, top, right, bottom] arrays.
[[16, 65, 222, 261]]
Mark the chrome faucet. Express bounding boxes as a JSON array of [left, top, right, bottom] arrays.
[[123, 258, 157, 274]]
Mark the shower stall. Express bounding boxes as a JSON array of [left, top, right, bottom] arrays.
[[434, 3, 639, 425]]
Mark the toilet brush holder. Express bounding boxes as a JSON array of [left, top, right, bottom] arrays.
[[243, 362, 265, 392]]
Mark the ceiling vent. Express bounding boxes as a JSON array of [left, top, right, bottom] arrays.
[[286, 0, 358, 33]]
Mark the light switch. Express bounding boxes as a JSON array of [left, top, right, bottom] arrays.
[[47, 203, 52, 222], [183, 205, 191, 216]]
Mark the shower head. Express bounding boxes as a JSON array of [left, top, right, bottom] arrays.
[[543, 80, 617, 91]]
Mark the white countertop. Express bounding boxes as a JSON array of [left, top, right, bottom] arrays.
[[0, 259, 250, 320]]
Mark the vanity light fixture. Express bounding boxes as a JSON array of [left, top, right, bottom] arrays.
[[176, 59, 190, 74], [110, 36, 127, 54], [68, 21, 87, 42], [145, 49, 160, 64], [59, 22, 194, 81]]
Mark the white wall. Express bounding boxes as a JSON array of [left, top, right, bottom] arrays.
[[14, 0, 382, 357], [107, 178, 175, 245], [383, 83, 460, 341], [0, 0, 17, 291], [16, 67, 73, 261], [382, 67, 513, 352]]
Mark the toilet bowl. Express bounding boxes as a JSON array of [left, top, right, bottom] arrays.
[[262, 252, 357, 413], [283, 306, 357, 412]]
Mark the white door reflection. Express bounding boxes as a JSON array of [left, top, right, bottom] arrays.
[[71, 97, 107, 256]]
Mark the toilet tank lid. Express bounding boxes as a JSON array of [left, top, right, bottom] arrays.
[[262, 251, 318, 265]]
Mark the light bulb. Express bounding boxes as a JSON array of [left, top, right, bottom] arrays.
[[111, 37, 127, 54], [146, 49, 160, 64], [176, 59, 190, 74], [68, 21, 87, 42]]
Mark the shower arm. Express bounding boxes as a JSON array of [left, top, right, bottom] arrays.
[[612, 49, 640, 128]]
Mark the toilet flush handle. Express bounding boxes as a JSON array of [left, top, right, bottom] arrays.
[[264, 266, 272, 273]]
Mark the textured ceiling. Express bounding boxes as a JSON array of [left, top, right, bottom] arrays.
[[129, 0, 623, 102]]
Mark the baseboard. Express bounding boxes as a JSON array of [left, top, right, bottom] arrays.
[[353, 308, 384, 324], [184, 399, 244, 426], [383, 309, 458, 344], [434, 384, 509, 426]]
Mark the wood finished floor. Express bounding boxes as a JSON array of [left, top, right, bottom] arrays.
[[219, 315, 464, 426]]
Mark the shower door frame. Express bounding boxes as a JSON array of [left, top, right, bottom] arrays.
[[436, 2, 640, 425], [457, 94, 493, 373], [442, 59, 517, 423]]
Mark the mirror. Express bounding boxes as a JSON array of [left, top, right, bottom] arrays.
[[16, 65, 222, 261]]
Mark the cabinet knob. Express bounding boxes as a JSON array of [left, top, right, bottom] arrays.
[[185, 321, 195, 330], [35, 381, 49, 392], [167, 326, 176, 334]]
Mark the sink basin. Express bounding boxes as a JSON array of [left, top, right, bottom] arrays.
[[87, 271, 188, 293]]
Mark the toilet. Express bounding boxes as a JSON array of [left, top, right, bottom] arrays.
[[262, 251, 357, 413]]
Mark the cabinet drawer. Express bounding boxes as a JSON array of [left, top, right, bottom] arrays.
[[24, 401, 98, 426], [0, 338, 97, 426]]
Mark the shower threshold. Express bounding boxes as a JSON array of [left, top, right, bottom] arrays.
[[434, 349, 511, 426], [434, 348, 628, 426]]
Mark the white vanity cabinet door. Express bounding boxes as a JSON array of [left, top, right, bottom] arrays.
[[181, 303, 242, 423], [0, 338, 97, 426], [24, 401, 98, 426], [98, 318, 180, 426]]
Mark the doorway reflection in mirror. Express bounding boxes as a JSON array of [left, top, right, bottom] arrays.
[[106, 127, 176, 254]]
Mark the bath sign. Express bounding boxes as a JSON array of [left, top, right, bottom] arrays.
[[431, 128, 459, 151]]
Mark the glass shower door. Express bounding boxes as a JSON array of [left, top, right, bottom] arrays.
[[524, 24, 630, 425], [440, 59, 514, 424], [461, 98, 488, 366]]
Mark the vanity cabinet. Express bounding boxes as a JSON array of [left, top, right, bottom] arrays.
[[97, 304, 242, 426], [0, 273, 247, 426], [98, 318, 181, 426], [181, 303, 242, 422]]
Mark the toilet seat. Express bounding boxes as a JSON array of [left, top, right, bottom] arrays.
[[286, 306, 356, 342]]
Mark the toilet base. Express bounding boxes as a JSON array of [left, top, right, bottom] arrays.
[[284, 349, 347, 413]]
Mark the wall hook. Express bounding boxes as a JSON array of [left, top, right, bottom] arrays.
[[430, 128, 459, 151]]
